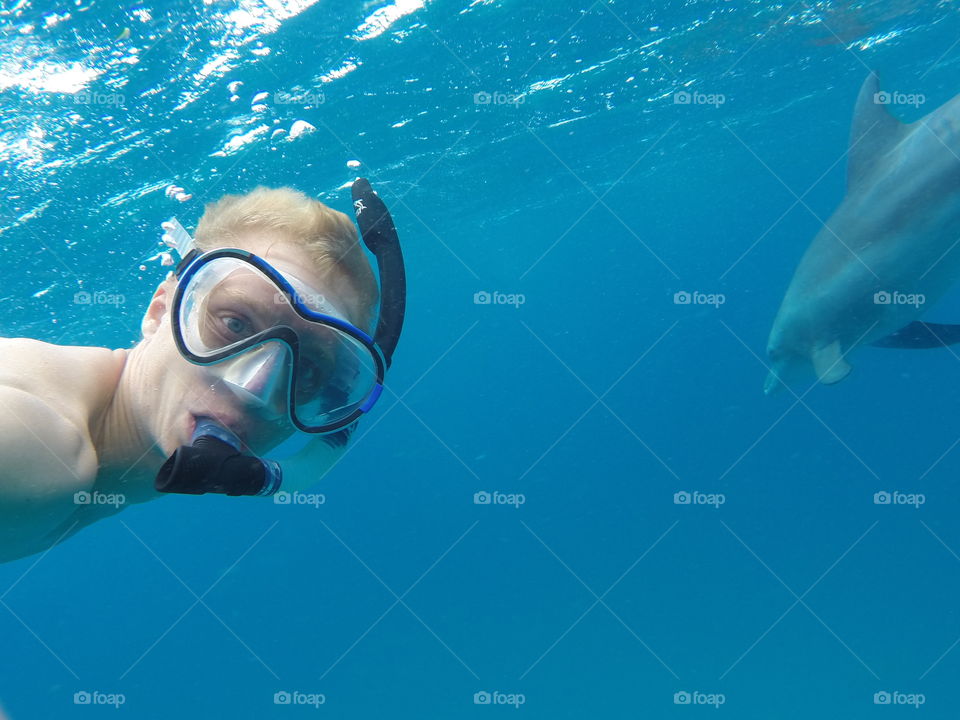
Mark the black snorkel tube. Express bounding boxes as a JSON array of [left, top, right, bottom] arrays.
[[154, 178, 406, 497], [352, 177, 406, 367]]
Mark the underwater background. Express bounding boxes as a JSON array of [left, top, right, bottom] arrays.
[[1, 0, 960, 717]]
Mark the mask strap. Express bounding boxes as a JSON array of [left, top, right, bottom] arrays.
[[162, 217, 195, 256], [162, 218, 202, 276]]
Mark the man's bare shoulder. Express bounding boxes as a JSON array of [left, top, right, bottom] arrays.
[[0, 339, 128, 562], [0, 336, 122, 383], [0, 338, 124, 429]]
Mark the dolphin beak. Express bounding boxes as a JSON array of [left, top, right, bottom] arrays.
[[763, 369, 783, 396]]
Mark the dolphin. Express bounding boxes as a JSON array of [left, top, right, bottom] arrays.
[[765, 73, 960, 393]]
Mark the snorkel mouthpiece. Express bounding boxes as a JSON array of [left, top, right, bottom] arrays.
[[154, 418, 282, 497]]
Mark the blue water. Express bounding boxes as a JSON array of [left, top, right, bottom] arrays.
[[2, 0, 960, 717]]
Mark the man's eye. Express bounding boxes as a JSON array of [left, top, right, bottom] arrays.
[[222, 316, 250, 337]]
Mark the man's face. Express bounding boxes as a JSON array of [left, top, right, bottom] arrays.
[[137, 231, 366, 457]]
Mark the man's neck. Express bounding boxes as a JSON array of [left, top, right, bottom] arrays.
[[89, 346, 165, 502]]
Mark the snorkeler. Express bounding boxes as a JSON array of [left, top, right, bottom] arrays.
[[0, 178, 405, 563]]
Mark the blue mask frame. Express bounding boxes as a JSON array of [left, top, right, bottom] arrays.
[[171, 247, 387, 435]]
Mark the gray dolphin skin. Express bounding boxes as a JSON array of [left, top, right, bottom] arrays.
[[765, 73, 960, 394]]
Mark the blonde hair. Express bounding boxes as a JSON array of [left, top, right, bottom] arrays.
[[192, 186, 379, 330]]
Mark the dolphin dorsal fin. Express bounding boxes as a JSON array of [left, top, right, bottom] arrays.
[[847, 73, 908, 192], [873, 321, 960, 349]]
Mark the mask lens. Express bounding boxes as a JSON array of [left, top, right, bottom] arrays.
[[181, 258, 282, 356], [293, 331, 380, 427], [176, 254, 383, 432]]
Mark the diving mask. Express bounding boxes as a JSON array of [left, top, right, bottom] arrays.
[[171, 248, 385, 435]]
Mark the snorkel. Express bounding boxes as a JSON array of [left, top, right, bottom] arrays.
[[155, 418, 282, 496], [154, 178, 406, 497], [352, 177, 405, 368]]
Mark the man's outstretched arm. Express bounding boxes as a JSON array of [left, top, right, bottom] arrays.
[[0, 386, 96, 562]]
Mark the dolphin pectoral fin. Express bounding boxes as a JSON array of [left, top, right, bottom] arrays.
[[848, 73, 909, 192], [812, 341, 852, 384], [872, 321, 960, 349]]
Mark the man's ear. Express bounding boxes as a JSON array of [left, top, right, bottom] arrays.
[[141, 276, 176, 339]]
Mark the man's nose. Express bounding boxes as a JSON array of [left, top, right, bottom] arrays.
[[221, 344, 289, 409]]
